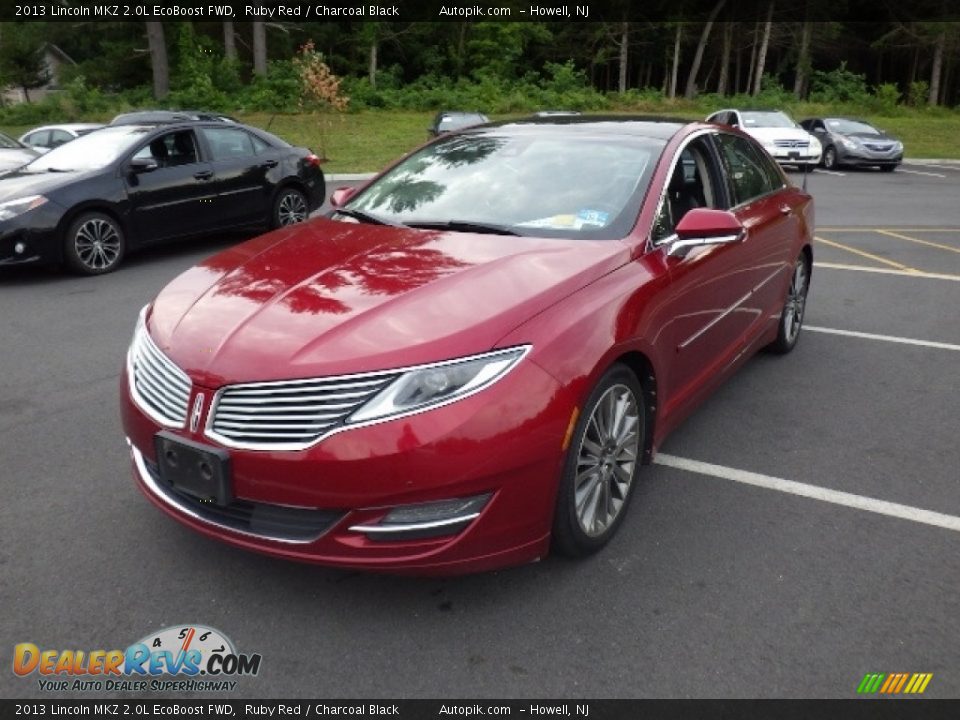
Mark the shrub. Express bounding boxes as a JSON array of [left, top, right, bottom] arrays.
[[809, 63, 870, 105], [907, 81, 929, 107]]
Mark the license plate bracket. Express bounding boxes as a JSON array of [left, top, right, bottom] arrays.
[[788, 150, 800, 159], [154, 431, 232, 506]]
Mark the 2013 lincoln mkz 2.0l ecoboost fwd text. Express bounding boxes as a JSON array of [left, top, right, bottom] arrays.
[[120, 116, 813, 575]]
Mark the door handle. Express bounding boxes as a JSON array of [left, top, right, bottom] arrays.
[[779, 204, 791, 215], [193, 170, 213, 181], [260, 160, 278, 169]]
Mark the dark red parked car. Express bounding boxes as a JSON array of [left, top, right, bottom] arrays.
[[120, 116, 813, 575]]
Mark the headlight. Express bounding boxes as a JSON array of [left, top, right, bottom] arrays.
[[893, 141, 904, 152], [348, 346, 530, 424], [808, 136, 822, 153], [0, 195, 47, 221], [840, 137, 858, 150]]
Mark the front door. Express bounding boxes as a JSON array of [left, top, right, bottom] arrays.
[[125, 129, 216, 243]]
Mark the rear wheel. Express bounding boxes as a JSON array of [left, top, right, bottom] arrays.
[[63, 212, 125, 275], [272, 187, 309, 228], [553, 364, 644, 557], [768, 253, 810, 354]]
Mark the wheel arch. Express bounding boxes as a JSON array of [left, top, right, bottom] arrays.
[[57, 203, 130, 247], [609, 351, 658, 465]]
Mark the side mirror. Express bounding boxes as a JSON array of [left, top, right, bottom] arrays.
[[329, 186, 356, 208], [129, 157, 158, 173], [668, 208, 744, 258]]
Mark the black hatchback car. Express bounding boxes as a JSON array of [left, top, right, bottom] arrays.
[[799, 117, 903, 171], [0, 121, 324, 274]]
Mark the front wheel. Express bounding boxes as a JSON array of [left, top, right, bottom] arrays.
[[822, 146, 838, 170], [63, 212, 125, 275], [272, 187, 309, 228], [767, 253, 810, 354], [552, 364, 645, 557]]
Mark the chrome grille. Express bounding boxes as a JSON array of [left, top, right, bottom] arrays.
[[129, 327, 191, 427], [774, 139, 810, 149], [208, 372, 400, 449]]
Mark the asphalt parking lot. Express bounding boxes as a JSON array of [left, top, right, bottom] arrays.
[[2, 163, 959, 700]]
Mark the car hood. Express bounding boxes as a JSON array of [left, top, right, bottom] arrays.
[[743, 127, 813, 143], [0, 149, 41, 173], [0, 167, 90, 200], [841, 131, 898, 142], [147, 218, 630, 385]]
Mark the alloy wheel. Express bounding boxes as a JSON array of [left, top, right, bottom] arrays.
[[782, 258, 809, 344], [277, 191, 308, 226], [74, 218, 121, 271], [574, 384, 641, 537]]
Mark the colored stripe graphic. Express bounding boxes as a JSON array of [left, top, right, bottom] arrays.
[[858, 673, 932, 694]]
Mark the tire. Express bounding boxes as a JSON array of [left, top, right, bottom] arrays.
[[822, 146, 838, 170], [880, 164, 897, 173], [272, 187, 309, 228], [63, 212, 125, 275], [767, 252, 811, 355], [552, 364, 645, 557]]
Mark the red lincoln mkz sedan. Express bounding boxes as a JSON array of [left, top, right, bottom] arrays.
[[120, 116, 813, 575]]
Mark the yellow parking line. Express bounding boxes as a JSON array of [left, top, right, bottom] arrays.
[[876, 228, 960, 255], [818, 227, 960, 233], [814, 236, 920, 272], [814, 262, 960, 282]]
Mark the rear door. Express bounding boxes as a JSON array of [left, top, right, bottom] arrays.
[[197, 126, 275, 227], [713, 132, 797, 338]]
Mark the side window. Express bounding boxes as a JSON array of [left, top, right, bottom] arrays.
[[715, 133, 777, 206], [201, 127, 256, 160], [250, 133, 270, 154], [132, 131, 199, 167], [652, 138, 721, 244], [26, 131, 49, 147], [49, 129, 73, 147]]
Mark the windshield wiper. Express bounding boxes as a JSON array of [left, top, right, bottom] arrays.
[[333, 208, 405, 227], [406, 220, 520, 236]]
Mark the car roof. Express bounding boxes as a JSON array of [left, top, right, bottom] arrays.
[[27, 123, 104, 131], [110, 110, 236, 125], [473, 115, 689, 141]]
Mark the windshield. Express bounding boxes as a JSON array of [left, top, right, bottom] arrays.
[[825, 118, 881, 136], [344, 132, 660, 239], [741, 111, 798, 129], [24, 126, 152, 171], [0, 132, 21, 149]]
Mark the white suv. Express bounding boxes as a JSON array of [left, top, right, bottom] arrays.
[[707, 109, 821, 170]]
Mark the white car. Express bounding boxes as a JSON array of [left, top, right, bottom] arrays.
[[19, 123, 104, 153], [706, 109, 821, 170]]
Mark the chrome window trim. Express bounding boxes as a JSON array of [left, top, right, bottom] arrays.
[[648, 128, 721, 251]]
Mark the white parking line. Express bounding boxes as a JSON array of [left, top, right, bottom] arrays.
[[805, 325, 960, 352], [903, 163, 960, 172], [896, 168, 947, 178], [814, 262, 960, 282], [654, 454, 960, 533], [813, 168, 846, 176]]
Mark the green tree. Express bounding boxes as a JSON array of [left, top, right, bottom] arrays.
[[0, 23, 50, 102]]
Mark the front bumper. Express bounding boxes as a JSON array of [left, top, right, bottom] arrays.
[[836, 145, 902, 167], [0, 203, 64, 267], [767, 147, 822, 165], [121, 359, 571, 575]]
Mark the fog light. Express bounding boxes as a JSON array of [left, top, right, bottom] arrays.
[[349, 493, 492, 541], [14, 242, 25, 254]]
